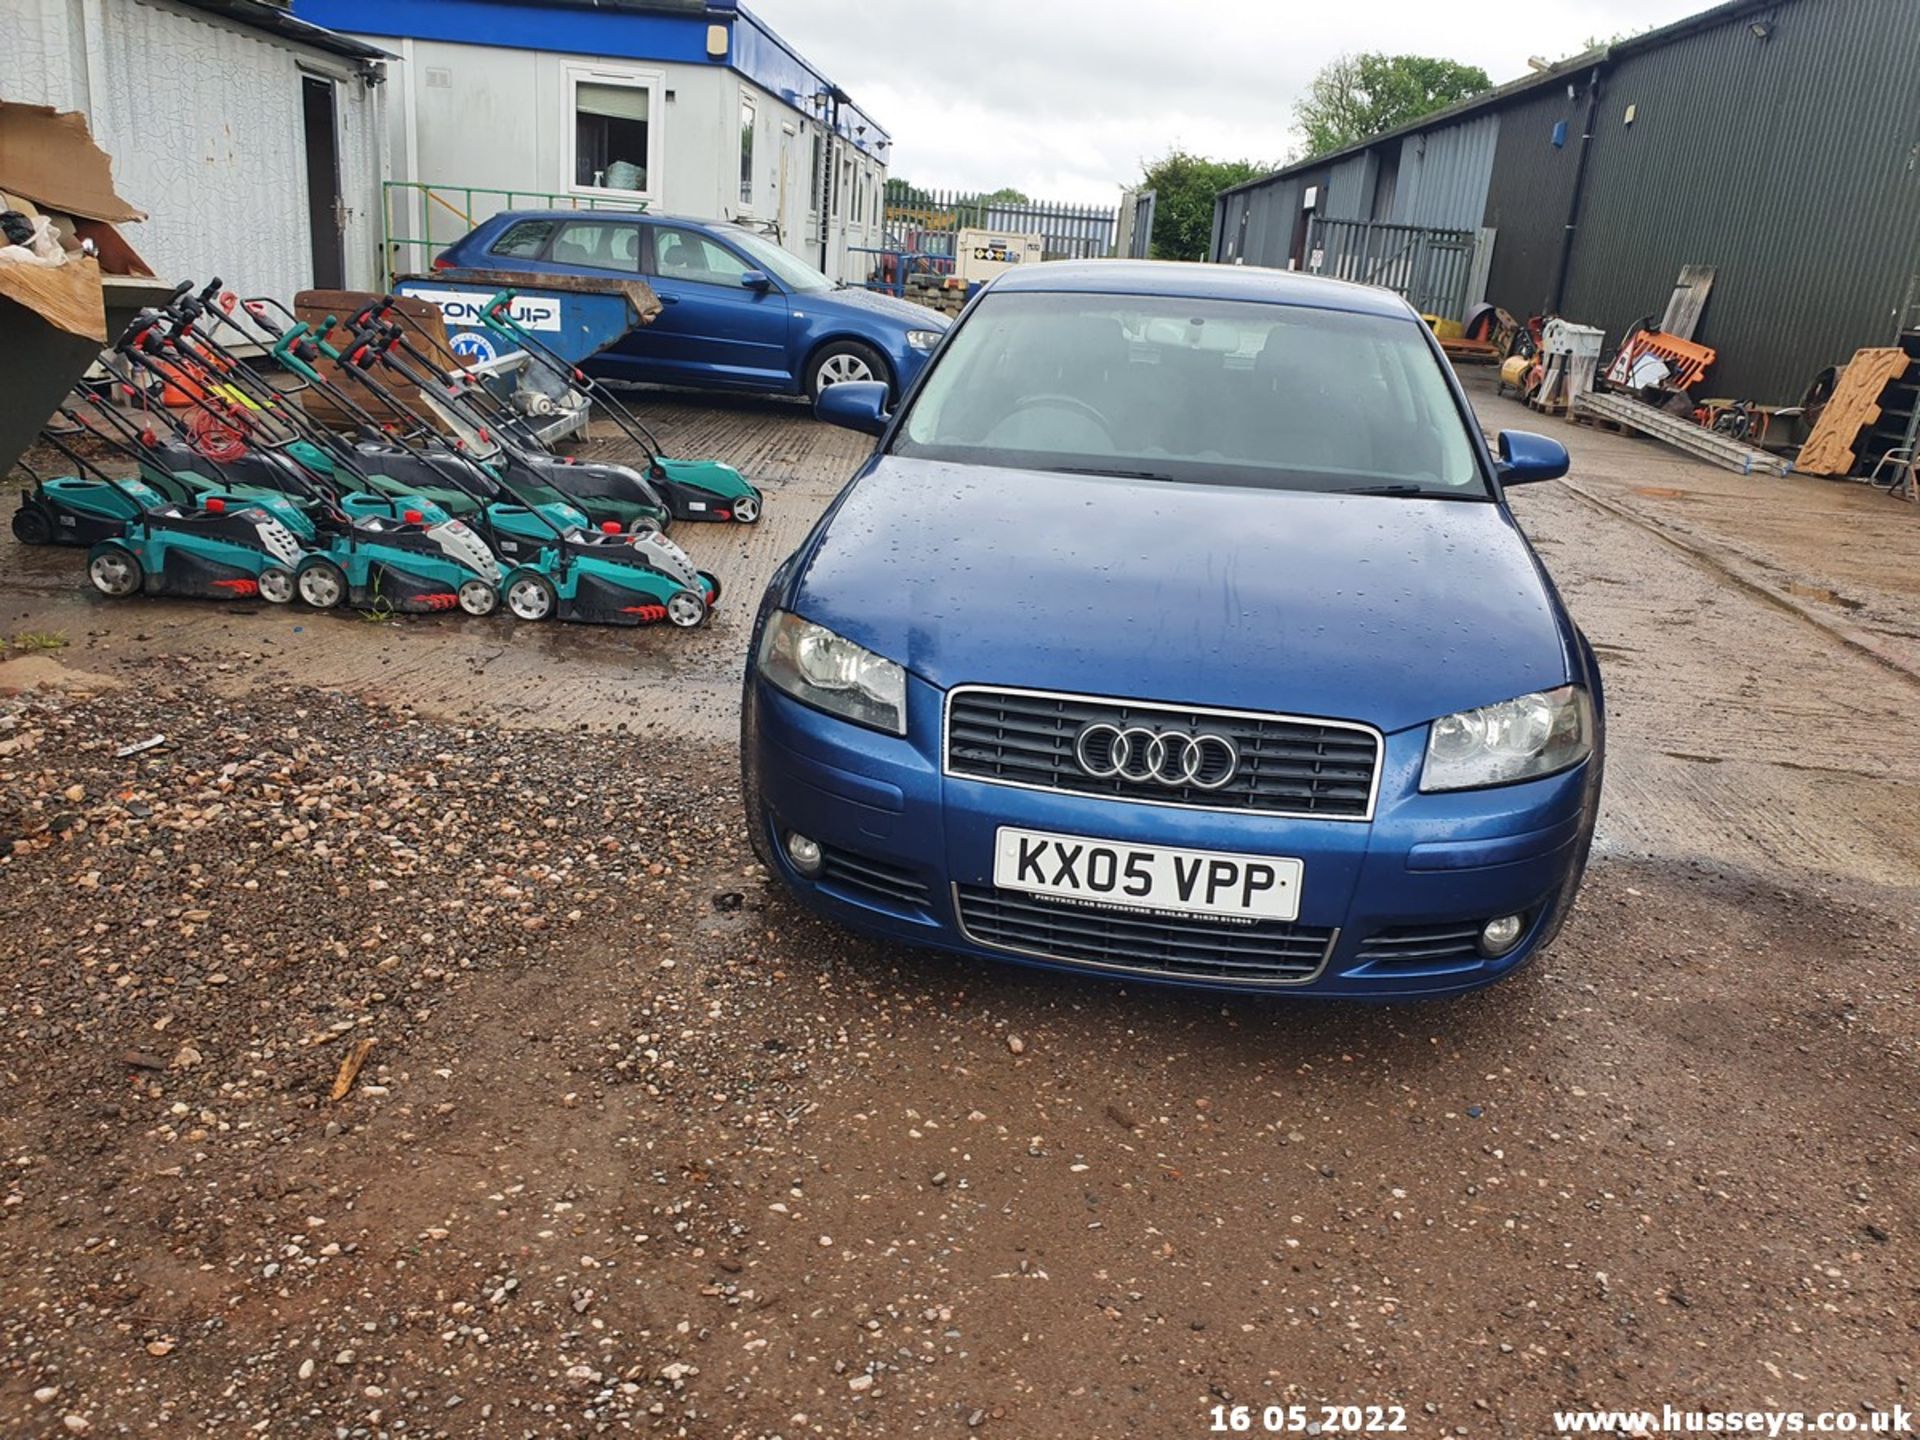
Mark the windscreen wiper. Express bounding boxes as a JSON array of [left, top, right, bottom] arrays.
[[1346, 484, 1486, 501], [1044, 465, 1178, 482]]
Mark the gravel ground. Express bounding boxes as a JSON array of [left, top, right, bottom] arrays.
[[1, 659, 1914, 1439], [1, 397, 1917, 1438]]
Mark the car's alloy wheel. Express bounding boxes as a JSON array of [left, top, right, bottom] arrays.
[[808, 340, 890, 402], [817, 353, 874, 386]]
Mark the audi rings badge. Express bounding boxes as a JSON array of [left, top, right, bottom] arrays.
[[1073, 723, 1239, 791]]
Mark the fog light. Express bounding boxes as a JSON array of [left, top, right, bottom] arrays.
[[1479, 914, 1525, 956], [786, 832, 823, 876]]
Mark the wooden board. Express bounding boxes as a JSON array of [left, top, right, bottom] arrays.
[[293, 290, 464, 435], [1794, 347, 1911, 477], [1660, 265, 1716, 341]]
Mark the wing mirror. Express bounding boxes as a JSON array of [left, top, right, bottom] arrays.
[[814, 380, 891, 436], [1495, 429, 1570, 485], [738, 268, 772, 290]]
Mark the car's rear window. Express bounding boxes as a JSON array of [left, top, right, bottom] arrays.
[[894, 290, 1488, 497], [491, 219, 559, 260]]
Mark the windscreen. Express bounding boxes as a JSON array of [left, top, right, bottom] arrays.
[[723, 226, 833, 293], [894, 290, 1488, 496]]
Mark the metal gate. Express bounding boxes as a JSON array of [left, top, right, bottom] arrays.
[[1126, 189, 1156, 259], [1304, 217, 1476, 319]]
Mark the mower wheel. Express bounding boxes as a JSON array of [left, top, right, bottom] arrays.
[[11, 505, 52, 546], [505, 571, 557, 622], [88, 544, 144, 598], [457, 578, 499, 617], [665, 588, 708, 629], [628, 518, 663, 538], [730, 494, 761, 524], [257, 565, 296, 605], [297, 558, 348, 609]]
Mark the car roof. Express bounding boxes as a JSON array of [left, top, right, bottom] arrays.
[[484, 209, 719, 229], [988, 259, 1417, 318]]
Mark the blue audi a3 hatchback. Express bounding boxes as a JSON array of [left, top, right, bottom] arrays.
[[743, 261, 1604, 998], [436, 211, 946, 402]]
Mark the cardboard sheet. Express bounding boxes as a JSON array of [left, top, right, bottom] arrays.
[[0, 103, 145, 224]]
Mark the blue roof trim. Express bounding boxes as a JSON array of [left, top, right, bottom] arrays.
[[292, 0, 887, 156], [294, 0, 713, 63], [731, 8, 888, 155]]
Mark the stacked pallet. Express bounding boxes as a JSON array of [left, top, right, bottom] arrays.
[[1794, 344, 1915, 478]]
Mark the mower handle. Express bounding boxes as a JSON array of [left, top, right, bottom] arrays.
[[116, 310, 164, 354]]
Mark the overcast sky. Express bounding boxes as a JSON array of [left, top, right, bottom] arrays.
[[746, 0, 1708, 202]]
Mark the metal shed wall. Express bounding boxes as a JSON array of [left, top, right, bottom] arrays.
[[1391, 111, 1499, 230], [1213, 175, 1305, 268], [1479, 80, 1587, 318], [0, 0, 386, 295], [1322, 152, 1375, 222], [1560, 0, 1920, 402]]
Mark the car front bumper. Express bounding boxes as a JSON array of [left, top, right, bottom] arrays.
[[746, 679, 1600, 1000]]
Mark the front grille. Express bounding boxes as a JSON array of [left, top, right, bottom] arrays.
[[955, 884, 1335, 985], [819, 844, 931, 912], [1355, 922, 1485, 967], [945, 687, 1379, 819]]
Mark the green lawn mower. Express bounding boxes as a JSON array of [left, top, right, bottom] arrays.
[[355, 322, 720, 629], [251, 296, 673, 536], [475, 290, 764, 525], [37, 427, 311, 605], [40, 342, 501, 618]]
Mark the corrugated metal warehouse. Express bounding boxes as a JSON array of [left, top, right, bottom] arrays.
[[1212, 0, 1920, 403]]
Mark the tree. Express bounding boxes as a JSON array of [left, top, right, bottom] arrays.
[[1293, 53, 1491, 159], [1138, 150, 1270, 262]]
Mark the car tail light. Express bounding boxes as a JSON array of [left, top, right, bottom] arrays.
[[430, 253, 454, 272]]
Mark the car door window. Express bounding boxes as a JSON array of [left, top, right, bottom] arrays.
[[649, 227, 750, 287], [547, 220, 642, 272], [491, 218, 559, 260]]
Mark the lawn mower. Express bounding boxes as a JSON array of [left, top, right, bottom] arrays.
[[48, 330, 502, 617], [474, 290, 764, 524], [136, 294, 493, 524], [36, 424, 309, 604], [351, 321, 721, 629], [254, 295, 674, 536], [11, 446, 176, 547]]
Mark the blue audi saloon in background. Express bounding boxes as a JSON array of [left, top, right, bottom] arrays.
[[743, 260, 1604, 999], [436, 211, 947, 402]]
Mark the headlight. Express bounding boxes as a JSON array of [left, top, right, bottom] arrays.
[[905, 329, 943, 352], [1420, 685, 1592, 792], [756, 610, 907, 735]]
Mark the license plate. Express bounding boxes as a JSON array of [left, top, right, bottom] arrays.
[[992, 827, 1302, 923]]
